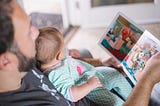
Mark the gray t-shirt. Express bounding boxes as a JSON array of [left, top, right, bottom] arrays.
[[0, 68, 71, 106]]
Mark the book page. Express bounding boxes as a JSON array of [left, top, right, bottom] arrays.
[[99, 12, 144, 62], [121, 30, 160, 85]]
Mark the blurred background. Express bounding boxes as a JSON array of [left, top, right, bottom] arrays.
[[17, 0, 160, 59]]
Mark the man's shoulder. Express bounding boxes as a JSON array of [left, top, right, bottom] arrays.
[[0, 68, 71, 106]]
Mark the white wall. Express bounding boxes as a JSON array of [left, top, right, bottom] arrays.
[[22, 0, 61, 15], [67, 0, 160, 28], [67, 0, 82, 26]]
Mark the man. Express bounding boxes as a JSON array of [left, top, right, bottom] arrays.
[[0, 0, 98, 105], [0, 0, 160, 106]]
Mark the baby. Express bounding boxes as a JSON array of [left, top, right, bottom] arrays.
[[36, 26, 132, 106]]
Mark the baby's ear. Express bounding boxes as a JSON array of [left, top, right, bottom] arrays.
[[0, 54, 10, 69], [56, 52, 61, 60]]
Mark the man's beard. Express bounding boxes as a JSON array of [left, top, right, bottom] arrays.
[[10, 43, 36, 72], [16, 50, 36, 72]]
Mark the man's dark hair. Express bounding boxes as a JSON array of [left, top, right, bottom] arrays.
[[0, 0, 14, 55]]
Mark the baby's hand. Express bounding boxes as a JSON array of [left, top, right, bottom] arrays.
[[102, 57, 121, 68], [87, 76, 102, 90]]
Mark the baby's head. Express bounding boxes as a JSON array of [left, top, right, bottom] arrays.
[[36, 27, 65, 68]]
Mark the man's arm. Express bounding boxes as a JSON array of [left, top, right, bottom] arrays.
[[76, 57, 103, 67], [76, 57, 121, 68], [69, 49, 120, 67], [123, 74, 154, 106], [68, 49, 103, 66]]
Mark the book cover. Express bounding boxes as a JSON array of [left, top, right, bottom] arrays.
[[99, 12, 160, 85], [121, 30, 160, 85]]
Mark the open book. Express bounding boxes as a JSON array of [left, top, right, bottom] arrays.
[[99, 12, 160, 85]]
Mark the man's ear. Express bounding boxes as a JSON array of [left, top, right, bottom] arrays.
[[0, 54, 10, 69]]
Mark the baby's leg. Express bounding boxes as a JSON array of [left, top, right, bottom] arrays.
[[75, 70, 124, 106], [87, 87, 124, 106], [95, 67, 132, 100]]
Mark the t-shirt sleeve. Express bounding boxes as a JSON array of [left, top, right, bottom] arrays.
[[48, 69, 75, 101]]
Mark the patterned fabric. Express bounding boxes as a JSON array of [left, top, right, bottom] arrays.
[[83, 67, 132, 106], [46, 56, 132, 106]]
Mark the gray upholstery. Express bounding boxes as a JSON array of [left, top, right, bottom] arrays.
[[78, 48, 93, 58], [29, 12, 65, 35]]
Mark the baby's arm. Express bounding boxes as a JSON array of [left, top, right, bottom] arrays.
[[70, 76, 102, 102]]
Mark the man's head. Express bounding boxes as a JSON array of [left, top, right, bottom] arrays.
[[0, 0, 14, 55], [0, 0, 39, 72], [36, 27, 64, 65]]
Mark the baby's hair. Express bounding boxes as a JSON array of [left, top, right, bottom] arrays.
[[36, 26, 64, 65]]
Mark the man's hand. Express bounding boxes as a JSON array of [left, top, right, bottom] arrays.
[[141, 52, 160, 85], [69, 49, 81, 58], [102, 57, 121, 68], [123, 52, 160, 106]]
